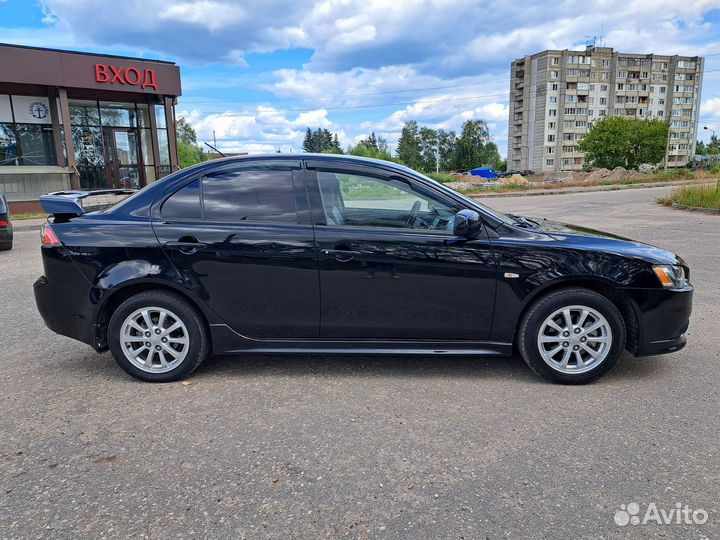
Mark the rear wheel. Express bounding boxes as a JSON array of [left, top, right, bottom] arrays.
[[108, 290, 209, 382], [518, 288, 626, 384]]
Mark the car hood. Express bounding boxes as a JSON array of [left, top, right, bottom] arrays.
[[531, 218, 685, 266]]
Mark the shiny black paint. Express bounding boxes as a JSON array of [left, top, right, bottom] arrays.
[[33, 154, 693, 359]]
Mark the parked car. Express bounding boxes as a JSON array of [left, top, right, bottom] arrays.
[[0, 192, 13, 250], [34, 155, 693, 384]]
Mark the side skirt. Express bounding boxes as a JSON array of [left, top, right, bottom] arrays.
[[209, 324, 513, 356]]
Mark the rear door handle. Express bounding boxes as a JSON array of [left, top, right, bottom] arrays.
[[165, 240, 207, 254], [321, 248, 361, 261]]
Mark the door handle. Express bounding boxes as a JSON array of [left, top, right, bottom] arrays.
[[321, 248, 361, 261], [165, 239, 207, 254]]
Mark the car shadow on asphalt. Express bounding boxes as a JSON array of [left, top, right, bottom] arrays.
[[190, 350, 670, 384], [61, 349, 670, 385], [194, 352, 539, 382]]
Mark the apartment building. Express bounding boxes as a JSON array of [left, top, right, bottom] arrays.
[[507, 46, 704, 173]]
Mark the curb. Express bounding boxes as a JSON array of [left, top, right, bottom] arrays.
[[669, 202, 720, 215], [468, 179, 712, 199]]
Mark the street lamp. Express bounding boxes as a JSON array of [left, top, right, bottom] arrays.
[[704, 126, 716, 138]]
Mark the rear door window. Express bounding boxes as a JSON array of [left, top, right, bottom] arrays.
[[161, 180, 201, 221], [202, 168, 297, 223]]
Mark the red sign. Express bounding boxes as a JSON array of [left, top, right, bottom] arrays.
[[95, 64, 158, 90]]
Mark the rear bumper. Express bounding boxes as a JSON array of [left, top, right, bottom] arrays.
[[34, 273, 98, 349], [0, 227, 12, 240], [626, 286, 693, 356]]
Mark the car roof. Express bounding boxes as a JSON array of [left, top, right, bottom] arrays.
[[208, 153, 413, 172]]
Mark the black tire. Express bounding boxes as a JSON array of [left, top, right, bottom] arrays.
[[517, 288, 626, 384], [108, 290, 209, 382], [0, 239, 12, 251]]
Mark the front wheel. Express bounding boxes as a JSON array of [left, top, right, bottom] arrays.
[[517, 288, 626, 384], [108, 290, 209, 382]]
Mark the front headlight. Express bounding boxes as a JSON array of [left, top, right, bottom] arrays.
[[653, 265, 688, 289]]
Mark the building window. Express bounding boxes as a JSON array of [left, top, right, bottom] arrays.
[[0, 95, 57, 166], [548, 109, 557, 117], [547, 122, 556, 129], [547, 134, 556, 142], [549, 96, 557, 104], [600, 84, 608, 91], [551, 57, 560, 65], [546, 146, 554, 154], [550, 71, 559, 79], [550, 83, 559, 91], [546, 159, 554, 166]]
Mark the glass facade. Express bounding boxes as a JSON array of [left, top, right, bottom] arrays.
[[67, 99, 167, 189]]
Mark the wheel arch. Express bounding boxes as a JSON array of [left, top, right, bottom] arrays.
[[92, 280, 213, 351], [513, 277, 640, 355]]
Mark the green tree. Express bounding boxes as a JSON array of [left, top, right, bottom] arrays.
[[696, 135, 720, 155], [303, 127, 342, 153], [347, 143, 398, 163], [436, 129, 457, 170], [358, 131, 379, 151], [176, 117, 198, 146], [578, 117, 669, 169], [418, 127, 438, 172], [453, 119, 500, 171], [175, 117, 207, 168], [395, 120, 422, 169]]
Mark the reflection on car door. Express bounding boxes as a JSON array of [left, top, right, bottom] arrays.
[[305, 162, 497, 340], [152, 162, 320, 339]]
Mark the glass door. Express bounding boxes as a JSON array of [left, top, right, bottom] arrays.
[[103, 128, 144, 189]]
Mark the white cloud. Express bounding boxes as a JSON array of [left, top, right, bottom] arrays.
[[178, 106, 348, 153]]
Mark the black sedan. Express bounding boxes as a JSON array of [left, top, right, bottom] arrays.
[[0, 191, 13, 250], [34, 155, 692, 384]]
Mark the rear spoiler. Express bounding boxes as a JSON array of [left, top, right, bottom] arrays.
[[39, 189, 137, 218]]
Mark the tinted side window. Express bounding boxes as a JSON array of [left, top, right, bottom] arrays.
[[202, 169, 296, 223], [161, 180, 201, 220]]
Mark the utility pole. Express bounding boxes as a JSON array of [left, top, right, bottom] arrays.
[[213, 130, 217, 149]]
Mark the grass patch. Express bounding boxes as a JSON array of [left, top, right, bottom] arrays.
[[10, 212, 47, 220], [658, 184, 720, 210], [425, 172, 460, 184]]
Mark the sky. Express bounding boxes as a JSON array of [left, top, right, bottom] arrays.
[[1, 0, 719, 156]]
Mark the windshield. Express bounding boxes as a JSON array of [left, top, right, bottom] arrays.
[[412, 170, 517, 226]]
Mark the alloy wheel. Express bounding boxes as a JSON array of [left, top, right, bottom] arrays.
[[119, 307, 190, 373], [536, 304, 613, 374]]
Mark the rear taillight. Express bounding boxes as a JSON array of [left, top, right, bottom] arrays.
[[41, 224, 61, 246], [0, 220, 8, 227]]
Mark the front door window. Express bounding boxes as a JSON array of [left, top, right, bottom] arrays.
[[316, 171, 458, 231]]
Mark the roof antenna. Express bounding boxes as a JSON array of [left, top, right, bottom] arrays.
[[204, 141, 226, 157]]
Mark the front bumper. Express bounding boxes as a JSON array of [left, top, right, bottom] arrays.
[[625, 285, 693, 356]]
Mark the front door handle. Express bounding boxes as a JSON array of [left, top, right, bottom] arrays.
[[165, 239, 207, 254], [321, 248, 361, 262]]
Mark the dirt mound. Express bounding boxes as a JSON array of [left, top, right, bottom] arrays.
[[499, 175, 528, 184]]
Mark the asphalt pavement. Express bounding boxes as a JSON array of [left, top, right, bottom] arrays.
[[1, 185, 718, 539]]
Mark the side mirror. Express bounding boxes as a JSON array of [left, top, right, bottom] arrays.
[[453, 209, 482, 238]]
